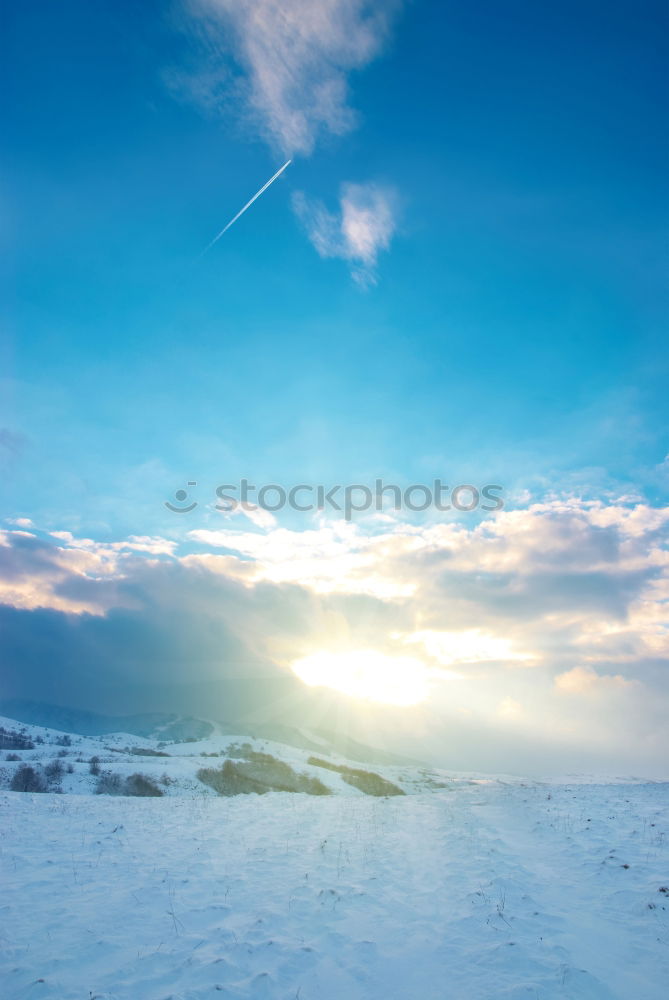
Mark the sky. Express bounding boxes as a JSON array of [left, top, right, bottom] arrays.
[[1, 0, 668, 775]]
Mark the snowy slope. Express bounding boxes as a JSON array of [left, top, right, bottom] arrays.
[[0, 715, 422, 798], [1, 715, 668, 999]]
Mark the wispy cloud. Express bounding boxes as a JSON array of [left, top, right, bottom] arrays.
[[293, 182, 397, 284], [182, 0, 401, 157], [173, 2, 403, 278]]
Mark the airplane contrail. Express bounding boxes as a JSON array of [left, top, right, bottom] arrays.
[[198, 159, 292, 258]]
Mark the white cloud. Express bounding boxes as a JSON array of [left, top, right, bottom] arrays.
[[406, 629, 536, 667], [293, 182, 397, 284], [183, 0, 401, 156], [50, 531, 178, 557], [188, 519, 414, 597], [173, 2, 403, 279], [554, 666, 634, 696]]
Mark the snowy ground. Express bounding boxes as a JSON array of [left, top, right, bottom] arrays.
[[1, 715, 668, 999], [1, 779, 668, 999]]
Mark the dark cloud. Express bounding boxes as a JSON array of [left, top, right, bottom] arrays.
[[0, 532, 399, 726], [419, 566, 659, 625]]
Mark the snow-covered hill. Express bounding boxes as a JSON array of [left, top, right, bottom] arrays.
[[0, 714, 428, 799], [1, 714, 667, 999]]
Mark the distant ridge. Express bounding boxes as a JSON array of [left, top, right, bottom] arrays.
[[0, 699, 425, 767], [245, 722, 426, 768], [0, 699, 213, 741]]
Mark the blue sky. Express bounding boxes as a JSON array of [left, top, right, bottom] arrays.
[[1, 1, 668, 771], [3, 0, 667, 537]]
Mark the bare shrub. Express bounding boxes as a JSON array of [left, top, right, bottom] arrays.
[[198, 757, 331, 796], [95, 771, 123, 795], [340, 771, 404, 796], [45, 759, 64, 786], [11, 765, 47, 793], [225, 741, 254, 759], [0, 726, 34, 750], [307, 756, 405, 796], [125, 773, 163, 797], [198, 759, 267, 796], [95, 771, 163, 797]]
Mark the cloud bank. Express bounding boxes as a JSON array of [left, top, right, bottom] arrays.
[[1, 496, 668, 774]]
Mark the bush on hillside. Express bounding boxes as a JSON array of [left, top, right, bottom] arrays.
[[0, 726, 34, 750], [95, 771, 123, 795], [307, 756, 405, 796], [125, 773, 163, 797], [95, 770, 163, 796], [44, 759, 64, 786], [198, 756, 331, 797], [198, 759, 268, 796], [11, 765, 47, 793]]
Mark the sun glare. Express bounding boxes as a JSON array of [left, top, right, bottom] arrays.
[[291, 649, 429, 706]]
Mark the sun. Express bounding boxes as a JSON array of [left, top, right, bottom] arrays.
[[290, 649, 429, 706]]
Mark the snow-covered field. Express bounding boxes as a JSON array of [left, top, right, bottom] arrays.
[[1, 718, 667, 999]]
